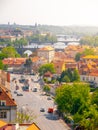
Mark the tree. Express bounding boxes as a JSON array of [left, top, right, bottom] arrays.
[[60, 68, 80, 82], [80, 35, 98, 46], [24, 58, 33, 74], [72, 69, 80, 82], [77, 105, 98, 130], [55, 83, 98, 129], [0, 60, 4, 70], [91, 89, 98, 106], [38, 63, 55, 76], [75, 52, 82, 61], [62, 75, 70, 82], [1, 46, 20, 58], [55, 84, 73, 113], [16, 107, 36, 123], [13, 38, 28, 48], [55, 83, 90, 115], [43, 85, 50, 94], [0, 52, 8, 60], [27, 33, 57, 44], [83, 48, 95, 56]]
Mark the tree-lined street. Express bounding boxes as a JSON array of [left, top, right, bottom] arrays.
[[10, 74, 70, 130]]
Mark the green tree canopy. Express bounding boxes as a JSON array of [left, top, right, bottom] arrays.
[[75, 52, 82, 61], [1, 46, 20, 58], [38, 63, 55, 76], [13, 38, 28, 48], [43, 85, 50, 94], [59, 68, 80, 82], [62, 75, 70, 82], [80, 35, 98, 46], [24, 58, 33, 74], [55, 83, 90, 114], [0, 60, 4, 70], [27, 33, 57, 44], [0, 52, 8, 60], [55, 83, 98, 129], [82, 48, 95, 56], [72, 69, 80, 82], [91, 89, 98, 106]]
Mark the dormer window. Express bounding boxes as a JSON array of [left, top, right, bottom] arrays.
[[0, 100, 6, 106]]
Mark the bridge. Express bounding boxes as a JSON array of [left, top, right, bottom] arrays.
[[15, 47, 37, 55], [56, 34, 80, 45]]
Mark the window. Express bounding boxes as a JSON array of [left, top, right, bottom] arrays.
[[0, 111, 7, 118], [83, 77, 85, 81], [0, 100, 6, 106]]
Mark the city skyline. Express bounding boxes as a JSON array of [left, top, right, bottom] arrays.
[[0, 0, 98, 26]]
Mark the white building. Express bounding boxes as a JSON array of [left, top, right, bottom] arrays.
[[37, 46, 55, 63]]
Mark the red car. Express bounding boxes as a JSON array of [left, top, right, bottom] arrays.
[[48, 108, 53, 113]]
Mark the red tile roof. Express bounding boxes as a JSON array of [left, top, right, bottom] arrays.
[[44, 71, 53, 77], [89, 70, 98, 76], [3, 58, 26, 66], [31, 56, 40, 62], [0, 86, 17, 106]]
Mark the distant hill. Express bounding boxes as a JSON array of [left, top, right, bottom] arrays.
[[0, 24, 98, 36]]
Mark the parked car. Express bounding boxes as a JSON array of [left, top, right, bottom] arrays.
[[48, 108, 54, 113], [33, 88, 37, 92], [14, 91, 17, 94], [47, 97, 52, 100], [17, 93, 23, 96], [12, 78, 16, 81], [40, 108, 45, 112], [19, 79, 25, 83]]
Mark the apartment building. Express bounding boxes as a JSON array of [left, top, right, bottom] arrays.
[[37, 46, 55, 63]]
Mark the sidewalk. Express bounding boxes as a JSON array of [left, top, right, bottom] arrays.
[[59, 118, 71, 130]]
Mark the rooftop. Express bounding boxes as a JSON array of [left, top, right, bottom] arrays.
[[0, 86, 17, 106], [38, 46, 54, 51], [0, 120, 7, 128]]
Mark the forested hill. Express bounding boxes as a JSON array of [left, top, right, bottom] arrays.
[[37, 25, 98, 36], [0, 24, 98, 36]]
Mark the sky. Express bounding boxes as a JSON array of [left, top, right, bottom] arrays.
[[0, 0, 98, 26]]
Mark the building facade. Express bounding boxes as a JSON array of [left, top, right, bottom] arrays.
[[0, 70, 17, 122], [37, 46, 55, 63]]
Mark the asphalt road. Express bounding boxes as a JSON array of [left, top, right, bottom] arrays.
[[10, 74, 71, 130]]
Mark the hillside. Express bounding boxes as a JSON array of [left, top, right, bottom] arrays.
[[0, 24, 98, 36]]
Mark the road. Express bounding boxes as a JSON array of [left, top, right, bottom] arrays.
[[10, 74, 71, 130]]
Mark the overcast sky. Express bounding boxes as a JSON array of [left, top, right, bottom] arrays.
[[0, 0, 98, 26]]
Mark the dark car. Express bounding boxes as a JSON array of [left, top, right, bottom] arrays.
[[47, 97, 52, 100], [19, 79, 25, 83], [14, 91, 17, 94], [33, 88, 37, 92], [12, 78, 16, 81], [40, 108, 45, 112], [17, 93, 23, 96]]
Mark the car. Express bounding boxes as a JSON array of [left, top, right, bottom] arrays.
[[47, 97, 52, 100], [33, 88, 37, 92], [12, 78, 16, 81], [40, 108, 45, 112], [19, 79, 25, 83], [17, 93, 23, 96], [14, 91, 17, 94], [48, 108, 54, 113]]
